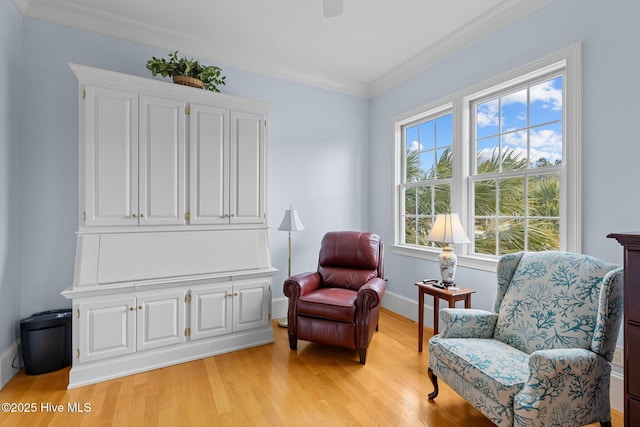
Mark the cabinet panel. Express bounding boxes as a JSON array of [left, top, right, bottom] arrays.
[[77, 297, 135, 363], [628, 324, 640, 398], [84, 85, 138, 226], [626, 249, 640, 324], [137, 291, 186, 351], [139, 95, 186, 225], [189, 104, 229, 225], [230, 111, 265, 224], [629, 397, 640, 427], [233, 280, 270, 332], [190, 284, 232, 339]]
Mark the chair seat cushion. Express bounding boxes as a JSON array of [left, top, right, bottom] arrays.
[[432, 337, 529, 406], [298, 288, 357, 323]]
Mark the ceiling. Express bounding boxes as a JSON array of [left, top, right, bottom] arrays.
[[15, 0, 550, 98]]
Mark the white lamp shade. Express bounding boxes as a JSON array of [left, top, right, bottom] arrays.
[[427, 213, 470, 244], [278, 206, 305, 232]]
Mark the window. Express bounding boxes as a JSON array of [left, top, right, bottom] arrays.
[[471, 74, 563, 255], [401, 109, 453, 247], [392, 45, 580, 268]]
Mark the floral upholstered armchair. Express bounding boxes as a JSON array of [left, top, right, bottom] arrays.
[[428, 251, 623, 427]]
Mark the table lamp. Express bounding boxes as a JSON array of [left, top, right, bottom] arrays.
[[426, 213, 470, 289]]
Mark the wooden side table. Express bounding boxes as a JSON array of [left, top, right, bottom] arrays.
[[415, 282, 476, 352]]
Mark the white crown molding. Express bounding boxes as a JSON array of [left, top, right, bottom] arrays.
[[368, 0, 552, 98], [18, 0, 550, 99], [19, 0, 370, 98]]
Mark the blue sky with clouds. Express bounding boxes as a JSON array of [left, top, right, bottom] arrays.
[[476, 76, 563, 168]]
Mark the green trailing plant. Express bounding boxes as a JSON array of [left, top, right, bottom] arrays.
[[146, 51, 227, 92]]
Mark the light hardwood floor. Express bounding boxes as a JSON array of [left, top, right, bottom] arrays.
[[0, 309, 622, 426]]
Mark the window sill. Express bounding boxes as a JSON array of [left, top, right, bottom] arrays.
[[390, 244, 498, 273]]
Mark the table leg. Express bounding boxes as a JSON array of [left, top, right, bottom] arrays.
[[465, 295, 471, 309], [433, 297, 440, 335], [418, 288, 424, 352]]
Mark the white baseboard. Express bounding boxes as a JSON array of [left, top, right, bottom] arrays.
[[381, 290, 434, 326], [611, 371, 623, 413], [0, 340, 21, 390], [272, 297, 288, 321]]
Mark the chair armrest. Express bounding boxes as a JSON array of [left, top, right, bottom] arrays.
[[283, 272, 321, 336], [526, 348, 605, 380], [515, 348, 611, 413], [283, 272, 321, 300], [357, 277, 386, 309], [439, 308, 498, 338]]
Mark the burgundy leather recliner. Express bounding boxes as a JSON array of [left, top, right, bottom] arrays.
[[283, 231, 385, 364]]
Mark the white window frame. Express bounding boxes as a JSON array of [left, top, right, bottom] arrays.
[[391, 44, 581, 272], [398, 104, 454, 248]]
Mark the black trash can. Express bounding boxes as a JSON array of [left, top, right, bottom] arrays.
[[20, 309, 72, 375]]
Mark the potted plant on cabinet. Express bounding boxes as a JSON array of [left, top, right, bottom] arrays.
[[146, 51, 227, 92]]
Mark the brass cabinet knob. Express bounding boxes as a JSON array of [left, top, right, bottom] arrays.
[[132, 213, 137, 218], [140, 213, 145, 218]]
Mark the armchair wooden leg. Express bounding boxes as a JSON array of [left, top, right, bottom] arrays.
[[358, 348, 367, 364], [427, 368, 439, 400], [288, 334, 297, 350]]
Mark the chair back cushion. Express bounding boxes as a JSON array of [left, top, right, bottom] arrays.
[[493, 251, 621, 355], [317, 231, 382, 291]]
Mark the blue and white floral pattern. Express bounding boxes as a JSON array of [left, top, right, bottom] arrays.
[[428, 251, 623, 427]]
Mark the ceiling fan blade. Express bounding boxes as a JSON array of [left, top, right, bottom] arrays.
[[323, 0, 343, 18]]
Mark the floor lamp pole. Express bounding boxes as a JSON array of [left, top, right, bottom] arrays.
[[287, 231, 292, 277], [278, 231, 292, 328]]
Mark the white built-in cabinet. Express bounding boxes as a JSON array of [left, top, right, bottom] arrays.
[[63, 64, 275, 389], [82, 82, 265, 227], [75, 279, 269, 363]]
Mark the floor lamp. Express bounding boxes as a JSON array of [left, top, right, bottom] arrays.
[[277, 205, 305, 328]]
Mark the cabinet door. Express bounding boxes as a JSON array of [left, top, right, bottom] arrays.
[[229, 111, 265, 224], [190, 283, 233, 339], [77, 297, 136, 363], [233, 279, 270, 332], [136, 290, 186, 351], [83, 85, 139, 226], [139, 95, 186, 225], [189, 103, 229, 225]]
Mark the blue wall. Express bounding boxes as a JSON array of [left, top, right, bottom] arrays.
[[0, 0, 23, 353], [370, 0, 640, 315]]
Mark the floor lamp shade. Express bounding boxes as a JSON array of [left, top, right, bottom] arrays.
[[426, 213, 470, 286], [278, 206, 305, 234]]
